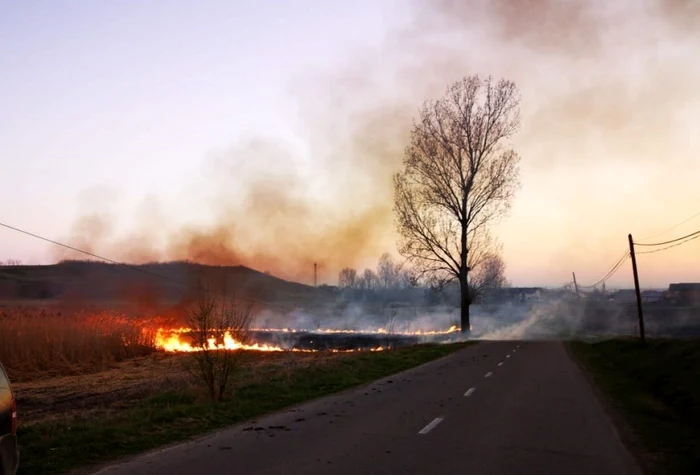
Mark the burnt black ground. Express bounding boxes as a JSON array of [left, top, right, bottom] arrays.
[[90, 341, 641, 475], [247, 330, 426, 351]]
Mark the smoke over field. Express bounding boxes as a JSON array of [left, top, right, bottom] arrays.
[[52, 0, 700, 284], [475, 299, 700, 341], [4, 287, 699, 383]]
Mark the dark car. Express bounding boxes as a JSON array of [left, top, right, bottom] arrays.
[[0, 363, 18, 475]]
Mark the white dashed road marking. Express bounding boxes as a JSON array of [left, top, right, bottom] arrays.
[[464, 388, 475, 397], [498, 362, 503, 367], [506, 355, 511, 358], [419, 417, 444, 435], [484, 372, 493, 378]]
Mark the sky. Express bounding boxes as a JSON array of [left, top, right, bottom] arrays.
[[1, 0, 699, 289]]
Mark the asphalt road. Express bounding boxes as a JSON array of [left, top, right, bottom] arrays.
[[92, 341, 641, 475]]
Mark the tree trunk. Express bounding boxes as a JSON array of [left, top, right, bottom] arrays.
[[459, 180, 470, 333], [460, 279, 471, 334]]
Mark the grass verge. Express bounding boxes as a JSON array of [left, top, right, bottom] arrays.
[[569, 339, 700, 475], [19, 342, 473, 475]]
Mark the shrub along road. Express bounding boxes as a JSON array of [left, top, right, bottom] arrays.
[[91, 341, 640, 475]]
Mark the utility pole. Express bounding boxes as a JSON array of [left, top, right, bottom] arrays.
[[628, 234, 646, 344], [572, 272, 580, 298], [314, 262, 317, 287]]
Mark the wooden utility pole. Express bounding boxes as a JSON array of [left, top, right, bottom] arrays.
[[628, 234, 646, 344], [572, 272, 580, 298], [314, 263, 318, 287]]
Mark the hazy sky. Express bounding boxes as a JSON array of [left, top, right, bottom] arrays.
[[1, 0, 699, 289]]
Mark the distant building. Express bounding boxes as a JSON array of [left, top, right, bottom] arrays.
[[495, 287, 542, 302], [667, 283, 700, 305], [521, 288, 541, 301], [541, 288, 577, 300], [641, 290, 664, 303], [609, 289, 637, 303]]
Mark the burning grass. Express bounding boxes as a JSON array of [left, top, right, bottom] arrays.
[[152, 325, 459, 353], [0, 305, 460, 383], [16, 341, 474, 475]]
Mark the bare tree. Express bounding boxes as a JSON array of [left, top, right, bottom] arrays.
[[377, 253, 401, 289], [469, 252, 508, 303], [338, 267, 358, 288], [185, 281, 253, 401], [394, 75, 521, 333], [385, 305, 399, 335], [0, 259, 22, 266], [398, 265, 420, 289], [359, 268, 379, 291]]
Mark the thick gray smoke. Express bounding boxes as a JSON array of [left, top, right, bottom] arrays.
[[252, 303, 460, 334], [60, 0, 700, 285], [250, 292, 700, 344], [55, 0, 700, 326]]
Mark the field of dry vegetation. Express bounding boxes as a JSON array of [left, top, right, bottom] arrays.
[[0, 302, 329, 425], [14, 349, 317, 426], [0, 305, 177, 381], [0, 301, 472, 474]]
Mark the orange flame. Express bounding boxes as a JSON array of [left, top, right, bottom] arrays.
[[153, 328, 387, 353], [155, 329, 287, 352], [152, 324, 459, 353]]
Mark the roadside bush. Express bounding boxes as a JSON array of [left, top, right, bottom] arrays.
[[184, 283, 253, 401]]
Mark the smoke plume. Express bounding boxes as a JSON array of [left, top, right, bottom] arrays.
[[58, 0, 700, 285]]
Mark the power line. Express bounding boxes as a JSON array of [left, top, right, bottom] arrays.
[[597, 252, 630, 286], [577, 250, 630, 289], [637, 233, 700, 255], [578, 250, 628, 288], [639, 209, 700, 241], [0, 222, 130, 267], [634, 228, 700, 247], [0, 221, 298, 312]]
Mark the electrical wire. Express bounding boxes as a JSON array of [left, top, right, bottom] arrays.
[[634, 228, 700, 247], [0, 221, 298, 312], [638, 209, 700, 241], [636, 233, 700, 255], [577, 250, 630, 289]]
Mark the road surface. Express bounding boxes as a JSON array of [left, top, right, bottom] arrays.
[[92, 341, 641, 475]]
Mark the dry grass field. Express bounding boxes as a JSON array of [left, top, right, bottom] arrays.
[[0, 305, 178, 381], [0, 300, 473, 474], [13, 350, 324, 426]]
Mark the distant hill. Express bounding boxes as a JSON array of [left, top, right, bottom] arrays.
[[0, 260, 318, 308]]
